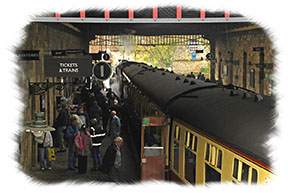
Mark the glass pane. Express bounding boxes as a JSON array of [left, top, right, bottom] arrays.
[[144, 126, 163, 157], [205, 164, 221, 183], [217, 149, 222, 169], [233, 158, 239, 179], [241, 162, 249, 183], [174, 141, 179, 172], [205, 144, 210, 161], [185, 149, 196, 184], [251, 168, 258, 184], [193, 136, 198, 152], [189, 133, 193, 149]]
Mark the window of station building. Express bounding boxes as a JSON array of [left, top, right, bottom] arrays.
[[185, 148, 196, 184]]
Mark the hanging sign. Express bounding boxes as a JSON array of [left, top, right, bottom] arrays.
[[44, 56, 92, 77], [16, 50, 40, 60], [93, 61, 112, 80]]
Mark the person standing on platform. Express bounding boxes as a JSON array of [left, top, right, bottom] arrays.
[[95, 90, 109, 133], [75, 125, 92, 174], [34, 130, 53, 171], [55, 97, 69, 153], [66, 117, 79, 170], [101, 137, 123, 182], [89, 118, 106, 171], [88, 100, 102, 124], [110, 110, 121, 139]]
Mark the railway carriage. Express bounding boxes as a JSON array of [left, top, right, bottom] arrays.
[[116, 61, 274, 185]]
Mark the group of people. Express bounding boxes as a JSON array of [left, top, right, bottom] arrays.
[[35, 83, 124, 182]]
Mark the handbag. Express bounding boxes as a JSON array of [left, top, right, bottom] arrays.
[[48, 147, 56, 161]]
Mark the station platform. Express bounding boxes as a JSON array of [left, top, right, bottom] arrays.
[[29, 132, 140, 183]]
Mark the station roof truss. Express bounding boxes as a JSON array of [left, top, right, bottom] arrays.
[[90, 35, 210, 47]]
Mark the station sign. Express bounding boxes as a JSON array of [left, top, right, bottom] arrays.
[[44, 56, 92, 77], [51, 50, 66, 56], [16, 50, 40, 60], [93, 61, 112, 80]]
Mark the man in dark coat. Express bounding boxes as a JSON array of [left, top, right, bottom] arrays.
[[88, 100, 102, 123], [55, 98, 69, 152], [101, 137, 123, 182], [95, 91, 109, 132]]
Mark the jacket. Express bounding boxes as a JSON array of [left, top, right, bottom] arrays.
[[110, 115, 121, 138], [101, 143, 119, 174], [55, 108, 69, 127], [90, 125, 106, 147], [34, 131, 53, 148], [74, 131, 92, 156]]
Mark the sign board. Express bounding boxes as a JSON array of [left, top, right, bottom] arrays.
[[142, 118, 150, 126], [16, 50, 40, 60], [253, 47, 264, 52], [52, 50, 66, 56], [93, 61, 112, 80], [206, 53, 213, 60], [44, 56, 92, 77]]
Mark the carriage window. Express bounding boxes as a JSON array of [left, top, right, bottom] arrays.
[[241, 162, 249, 183], [193, 136, 198, 152], [173, 141, 179, 172], [205, 164, 221, 183], [251, 168, 258, 184], [205, 144, 210, 161], [185, 148, 196, 184], [233, 158, 239, 179], [143, 126, 163, 157], [189, 134, 194, 149], [217, 149, 222, 169]]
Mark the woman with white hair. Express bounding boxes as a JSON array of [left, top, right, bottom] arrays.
[[34, 130, 53, 171]]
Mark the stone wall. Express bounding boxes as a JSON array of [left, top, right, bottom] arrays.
[[18, 22, 85, 171], [214, 29, 274, 95]]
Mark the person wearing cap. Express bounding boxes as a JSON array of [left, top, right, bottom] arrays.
[[89, 118, 106, 171], [101, 137, 123, 182], [34, 130, 53, 171], [75, 124, 92, 174]]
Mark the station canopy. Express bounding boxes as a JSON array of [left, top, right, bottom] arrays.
[[32, 6, 262, 45]]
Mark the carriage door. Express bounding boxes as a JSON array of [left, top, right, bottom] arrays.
[[141, 116, 167, 180]]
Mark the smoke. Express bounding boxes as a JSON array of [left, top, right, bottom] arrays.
[[118, 35, 137, 57]]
